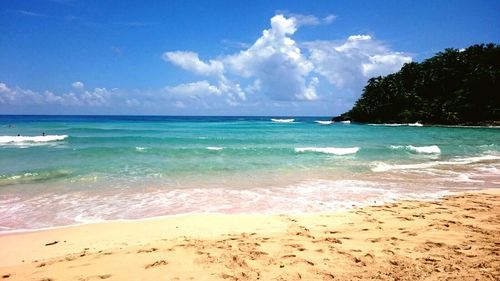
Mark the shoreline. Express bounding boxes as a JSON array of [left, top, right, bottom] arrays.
[[1, 189, 499, 280], [0, 185, 462, 236]]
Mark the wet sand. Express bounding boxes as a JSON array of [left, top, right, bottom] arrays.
[[0, 189, 499, 280]]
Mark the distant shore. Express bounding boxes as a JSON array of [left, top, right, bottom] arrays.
[[1, 189, 498, 280], [331, 115, 500, 127]]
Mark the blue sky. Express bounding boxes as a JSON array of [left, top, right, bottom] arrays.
[[1, 0, 499, 115]]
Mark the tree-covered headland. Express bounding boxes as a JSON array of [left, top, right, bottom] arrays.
[[336, 43, 499, 125]]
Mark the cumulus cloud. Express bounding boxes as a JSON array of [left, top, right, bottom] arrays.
[[5, 13, 411, 114], [305, 34, 412, 90], [71, 81, 84, 90], [162, 51, 223, 77], [163, 14, 319, 102], [322, 14, 337, 24], [0, 83, 10, 93], [163, 14, 410, 105], [0, 82, 117, 107], [224, 14, 317, 101], [165, 80, 222, 96], [286, 13, 337, 26]]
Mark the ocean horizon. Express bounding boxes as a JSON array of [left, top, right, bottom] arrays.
[[1, 115, 499, 232]]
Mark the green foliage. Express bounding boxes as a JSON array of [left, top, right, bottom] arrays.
[[341, 43, 500, 125]]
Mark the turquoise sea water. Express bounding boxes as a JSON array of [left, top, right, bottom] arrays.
[[0, 115, 499, 231]]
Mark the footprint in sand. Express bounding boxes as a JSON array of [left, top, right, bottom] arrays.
[[290, 258, 315, 266], [354, 253, 375, 266], [145, 260, 168, 269], [137, 247, 158, 253], [286, 244, 306, 251], [82, 274, 112, 280], [313, 237, 342, 244]]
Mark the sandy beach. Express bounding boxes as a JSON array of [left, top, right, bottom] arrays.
[[1, 189, 499, 281]]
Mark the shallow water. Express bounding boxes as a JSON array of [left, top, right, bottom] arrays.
[[0, 115, 499, 231]]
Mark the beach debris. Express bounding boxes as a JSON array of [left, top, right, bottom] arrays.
[[44, 241, 58, 246]]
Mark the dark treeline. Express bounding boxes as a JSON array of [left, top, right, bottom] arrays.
[[337, 43, 500, 125]]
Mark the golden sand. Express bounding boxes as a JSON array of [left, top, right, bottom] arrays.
[[1, 189, 499, 280]]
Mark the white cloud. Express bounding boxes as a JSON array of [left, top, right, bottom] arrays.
[[162, 14, 319, 102], [361, 53, 412, 77], [0, 83, 10, 93], [162, 51, 223, 77], [323, 14, 337, 24], [164, 80, 221, 96], [163, 14, 409, 104], [305, 35, 411, 90], [71, 81, 84, 90], [164, 79, 246, 107], [162, 50, 246, 104], [0, 82, 117, 107], [277, 12, 336, 26], [224, 14, 317, 101], [289, 14, 320, 26], [4, 13, 412, 115]]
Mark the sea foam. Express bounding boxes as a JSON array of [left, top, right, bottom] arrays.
[[369, 122, 423, 127], [408, 122, 423, 127], [315, 120, 333, 125], [206, 146, 223, 151], [271, 118, 295, 123], [390, 145, 441, 154], [371, 154, 500, 172], [295, 147, 359, 155], [0, 179, 456, 232], [0, 135, 68, 144]]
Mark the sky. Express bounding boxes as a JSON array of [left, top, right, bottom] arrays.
[[1, 0, 499, 116]]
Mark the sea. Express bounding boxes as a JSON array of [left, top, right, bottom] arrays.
[[0, 115, 499, 232]]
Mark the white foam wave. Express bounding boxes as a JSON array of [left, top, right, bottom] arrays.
[[474, 166, 499, 173], [271, 118, 295, 123], [135, 146, 147, 151], [0, 135, 68, 144], [340, 120, 351, 124], [371, 154, 500, 172], [295, 147, 360, 155], [74, 214, 105, 224], [408, 122, 423, 127], [206, 146, 223, 151], [4, 172, 39, 180], [0, 179, 457, 232], [369, 122, 423, 127], [385, 123, 404, 126], [315, 120, 333, 125], [390, 145, 441, 154], [450, 174, 484, 183]]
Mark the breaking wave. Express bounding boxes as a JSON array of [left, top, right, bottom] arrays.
[[206, 146, 224, 151], [295, 147, 360, 155], [371, 154, 500, 172], [271, 118, 295, 123], [0, 135, 68, 144], [315, 120, 333, 125], [390, 145, 441, 154]]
